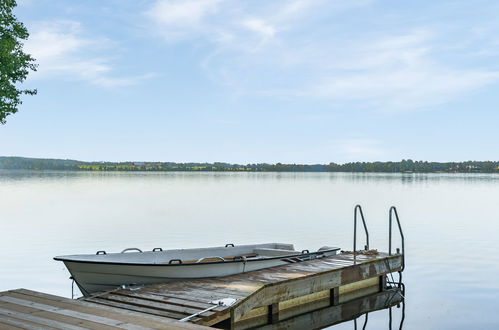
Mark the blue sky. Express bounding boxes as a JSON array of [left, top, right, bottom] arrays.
[[2, 0, 499, 163]]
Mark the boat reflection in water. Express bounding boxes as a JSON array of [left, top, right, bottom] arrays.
[[251, 284, 405, 330]]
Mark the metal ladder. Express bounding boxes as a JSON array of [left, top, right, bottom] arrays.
[[352, 205, 405, 261], [353, 204, 370, 254], [389, 206, 405, 271], [352, 205, 405, 285], [351, 205, 406, 329]]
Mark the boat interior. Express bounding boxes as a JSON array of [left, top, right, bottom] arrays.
[[55, 243, 339, 264]]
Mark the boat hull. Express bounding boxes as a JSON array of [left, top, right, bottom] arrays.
[[64, 251, 337, 296]]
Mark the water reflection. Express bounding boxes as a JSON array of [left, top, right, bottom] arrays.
[[353, 289, 405, 330], [3, 169, 499, 185], [251, 286, 405, 330]]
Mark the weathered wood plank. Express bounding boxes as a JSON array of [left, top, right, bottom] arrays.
[[0, 301, 120, 330], [148, 289, 244, 303], [0, 321, 24, 329], [11, 289, 210, 329], [85, 297, 202, 322], [113, 292, 214, 310], [0, 295, 149, 330], [177, 281, 260, 297], [102, 293, 211, 317], [149, 286, 248, 301], [198, 278, 263, 290], [13, 290, 171, 325], [130, 289, 239, 306], [6, 291, 148, 325], [139, 281, 251, 299], [0, 307, 88, 330], [0, 313, 53, 330]]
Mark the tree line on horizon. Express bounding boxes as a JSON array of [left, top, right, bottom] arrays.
[[1, 157, 499, 173]]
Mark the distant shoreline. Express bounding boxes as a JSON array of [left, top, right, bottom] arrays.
[[1, 156, 499, 173]]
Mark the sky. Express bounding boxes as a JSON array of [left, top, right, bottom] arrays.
[[1, 0, 499, 164]]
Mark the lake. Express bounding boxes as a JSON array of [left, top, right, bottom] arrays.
[[1, 170, 498, 329]]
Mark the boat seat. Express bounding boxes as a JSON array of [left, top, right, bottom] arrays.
[[253, 248, 300, 257], [274, 243, 295, 250]]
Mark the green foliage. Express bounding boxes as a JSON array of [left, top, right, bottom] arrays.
[[2, 157, 499, 173], [0, 0, 37, 124]]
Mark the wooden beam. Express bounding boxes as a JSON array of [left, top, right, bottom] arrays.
[[231, 255, 402, 322]]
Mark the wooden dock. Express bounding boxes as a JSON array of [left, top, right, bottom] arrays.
[[0, 251, 403, 329], [0, 289, 209, 329]]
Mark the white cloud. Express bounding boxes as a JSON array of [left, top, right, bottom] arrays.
[[305, 31, 499, 109], [143, 1, 499, 110], [145, 0, 223, 40], [311, 67, 499, 110], [275, 0, 372, 24], [25, 20, 154, 87], [26, 21, 107, 77], [144, 0, 279, 51], [242, 18, 275, 39], [91, 73, 158, 88], [148, 0, 221, 25]]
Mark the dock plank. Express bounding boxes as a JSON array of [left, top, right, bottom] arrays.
[[0, 307, 88, 330], [114, 292, 214, 310], [85, 297, 202, 323], [0, 295, 148, 330], [4, 289, 211, 329], [143, 285, 248, 301], [132, 289, 238, 307], [137, 282, 241, 297], [0, 321, 24, 329], [102, 294, 212, 317], [171, 282, 258, 297], [0, 313, 54, 330], [0, 301, 121, 330], [127, 290, 223, 307]]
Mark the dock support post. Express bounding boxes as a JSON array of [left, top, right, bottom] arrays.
[[330, 287, 339, 305], [379, 275, 387, 292], [268, 303, 279, 324]]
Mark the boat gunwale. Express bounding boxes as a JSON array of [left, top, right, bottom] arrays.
[[53, 248, 341, 266]]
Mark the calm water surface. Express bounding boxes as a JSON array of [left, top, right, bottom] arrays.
[[1, 170, 498, 329]]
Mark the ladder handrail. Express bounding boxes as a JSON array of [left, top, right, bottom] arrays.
[[389, 206, 405, 271], [353, 205, 370, 254]]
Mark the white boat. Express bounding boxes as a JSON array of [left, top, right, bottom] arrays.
[[54, 243, 340, 296]]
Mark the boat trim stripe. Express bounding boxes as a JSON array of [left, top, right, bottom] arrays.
[[53, 249, 340, 267]]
